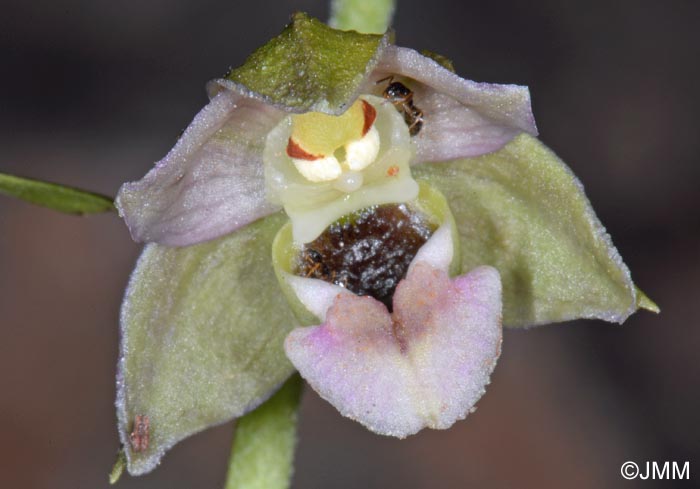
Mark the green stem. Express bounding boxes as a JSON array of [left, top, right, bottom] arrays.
[[329, 0, 396, 34], [224, 375, 304, 489], [0, 172, 115, 214]]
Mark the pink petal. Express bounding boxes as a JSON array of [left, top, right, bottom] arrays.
[[285, 263, 502, 437], [371, 46, 538, 163], [116, 90, 284, 246]]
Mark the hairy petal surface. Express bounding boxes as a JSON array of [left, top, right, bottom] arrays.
[[413, 133, 655, 327], [116, 90, 284, 246], [370, 46, 538, 163], [285, 264, 501, 437], [117, 213, 297, 475]]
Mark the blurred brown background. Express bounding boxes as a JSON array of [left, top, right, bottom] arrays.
[[1, 1, 697, 488]]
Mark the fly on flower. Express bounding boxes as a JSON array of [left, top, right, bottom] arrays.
[[113, 12, 656, 476]]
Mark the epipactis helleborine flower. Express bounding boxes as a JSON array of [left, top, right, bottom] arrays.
[[114, 13, 657, 475]]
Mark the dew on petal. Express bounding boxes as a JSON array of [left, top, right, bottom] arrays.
[[333, 171, 364, 193]]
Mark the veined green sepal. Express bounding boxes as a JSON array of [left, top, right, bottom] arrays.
[[414, 133, 656, 327], [212, 13, 389, 115], [117, 213, 298, 475]]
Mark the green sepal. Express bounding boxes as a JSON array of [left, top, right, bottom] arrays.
[[225, 374, 303, 489], [414, 134, 655, 327], [271, 182, 461, 324], [117, 212, 299, 475], [0, 172, 114, 214], [219, 12, 388, 114]]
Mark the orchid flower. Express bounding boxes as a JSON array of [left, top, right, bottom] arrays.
[[110, 12, 657, 480]]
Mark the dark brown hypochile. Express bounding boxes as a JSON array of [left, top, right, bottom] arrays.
[[295, 204, 437, 310]]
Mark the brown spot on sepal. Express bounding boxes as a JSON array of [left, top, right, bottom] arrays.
[[386, 165, 399, 177], [129, 415, 150, 453]]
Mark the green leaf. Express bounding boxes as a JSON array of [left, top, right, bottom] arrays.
[[329, 0, 396, 34], [117, 212, 299, 475], [223, 12, 388, 114], [225, 375, 303, 489], [414, 134, 654, 327], [0, 172, 114, 214]]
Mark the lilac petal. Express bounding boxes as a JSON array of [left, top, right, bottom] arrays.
[[116, 90, 284, 246], [371, 46, 538, 163], [285, 263, 502, 437]]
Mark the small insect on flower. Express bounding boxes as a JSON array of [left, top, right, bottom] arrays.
[[300, 248, 330, 279], [377, 76, 424, 136], [129, 415, 150, 453]]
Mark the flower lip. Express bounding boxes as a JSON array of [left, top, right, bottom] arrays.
[[294, 203, 437, 310], [282, 205, 454, 320], [282, 201, 502, 437], [271, 181, 461, 324], [275, 185, 502, 440]]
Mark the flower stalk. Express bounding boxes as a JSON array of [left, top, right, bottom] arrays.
[[225, 375, 303, 489], [329, 0, 396, 34]]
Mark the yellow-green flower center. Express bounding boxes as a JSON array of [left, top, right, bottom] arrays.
[[286, 99, 380, 183], [264, 95, 418, 244]]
